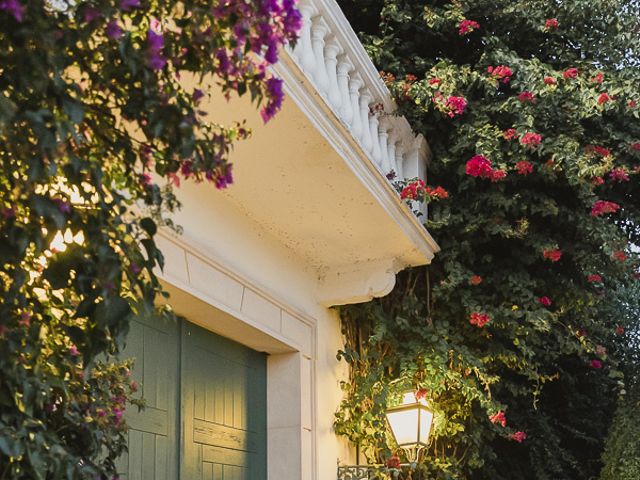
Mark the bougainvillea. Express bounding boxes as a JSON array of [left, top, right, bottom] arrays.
[[0, 0, 299, 477], [335, 0, 640, 478]]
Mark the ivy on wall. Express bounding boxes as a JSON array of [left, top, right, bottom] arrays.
[[335, 1, 640, 478]]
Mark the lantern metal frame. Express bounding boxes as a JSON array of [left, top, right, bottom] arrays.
[[385, 394, 434, 463]]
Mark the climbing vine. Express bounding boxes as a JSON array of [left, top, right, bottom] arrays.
[[0, 0, 299, 477], [335, 1, 640, 478]]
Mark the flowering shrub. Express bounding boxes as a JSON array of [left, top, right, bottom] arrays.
[[336, 0, 640, 478], [0, 0, 299, 477]]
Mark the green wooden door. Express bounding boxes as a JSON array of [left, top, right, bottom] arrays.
[[181, 322, 267, 480], [119, 318, 267, 480]]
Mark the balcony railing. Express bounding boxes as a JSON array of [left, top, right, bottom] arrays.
[[285, 0, 429, 190]]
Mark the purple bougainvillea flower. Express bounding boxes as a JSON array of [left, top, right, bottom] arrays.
[[146, 30, 167, 70], [119, 0, 140, 10], [105, 19, 123, 39], [0, 0, 25, 22]]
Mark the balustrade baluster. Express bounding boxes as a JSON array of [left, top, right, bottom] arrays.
[[293, 1, 317, 74], [310, 17, 330, 95], [395, 144, 405, 179], [348, 74, 363, 138], [337, 56, 353, 124], [324, 37, 342, 110], [359, 90, 373, 152], [370, 114, 382, 165], [378, 118, 391, 174]]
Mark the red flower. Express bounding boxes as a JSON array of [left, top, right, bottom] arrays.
[[538, 296, 552, 307], [488, 65, 513, 84], [543, 76, 557, 85], [426, 186, 449, 199], [400, 180, 427, 200], [585, 145, 611, 157], [415, 388, 428, 401], [589, 359, 602, 369], [489, 411, 507, 427], [503, 128, 518, 141], [598, 92, 611, 105], [470, 312, 490, 327], [591, 200, 621, 217], [515, 161, 533, 175], [510, 431, 527, 443], [587, 274, 602, 283], [429, 77, 441, 85], [591, 72, 604, 84], [470, 275, 483, 285], [629, 100, 638, 108], [615, 325, 625, 335], [466, 155, 493, 178], [520, 132, 542, 147], [490, 169, 507, 182], [445, 96, 468, 117], [18, 312, 31, 327], [458, 19, 480, 35], [544, 18, 559, 29], [69, 345, 80, 356], [591, 176, 604, 186], [612, 251, 627, 262], [543, 249, 562, 262], [517, 91, 536, 103], [631, 142, 640, 151], [576, 328, 587, 338], [386, 455, 401, 469], [563, 68, 579, 79], [609, 167, 629, 182]]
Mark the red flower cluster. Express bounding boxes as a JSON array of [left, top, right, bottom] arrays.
[[612, 251, 627, 262], [538, 296, 552, 307], [488, 65, 513, 84], [400, 179, 427, 200], [631, 142, 640, 151], [616, 325, 625, 335], [429, 77, 441, 85], [543, 249, 562, 262], [589, 359, 602, 369], [489, 411, 507, 427], [587, 274, 602, 283], [591, 72, 604, 84], [563, 68, 579, 79], [470, 312, 490, 327], [458, 19, 480, 35], [503, 128, 518, 140], [544, 18, 559, 29], [543, 76, 557, 85], [426, 185, 449, 199], [517, 91, 536, 103], [585, 145, 611, 157], [515, 161, 533, 175], [609, 167, 629, 182], [520, 132, 542, 147], [591, 176, 605, 186], [465, 155, 506, 181], [415, 388, 428, 401], [385, 455, 401, 469], [598, 92, 611, 105], [445, 95, 468, 117], [630, 100, 638, 108], [591, 200, 620, 217], [470, 275, 483, 285], [511, 431, 527, 443]]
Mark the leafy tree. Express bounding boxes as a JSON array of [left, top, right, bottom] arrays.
[[0, 0, 299, 478], [335, 1, 640, 478]]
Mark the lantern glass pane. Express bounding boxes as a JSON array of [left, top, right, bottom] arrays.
[[386, 408, 419, 445], [418, 407, 434, 444]]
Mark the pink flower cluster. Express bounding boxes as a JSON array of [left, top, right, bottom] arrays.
[[458, 19, 480, 35], [586, 145, 611, 157], [543, 249, 562, 262], [515, 161, 533, 175], [489, 411, 507, 427], [511, 431, 527, 443], [563, 68, 579, 79], [520, 132, 542, 147], [545, 18, 559, 29], [587, 274, 602, 283], [538, 296, 552, 307], [445, 96, 468, 117], [609, 167, 629, 182], [518, 91, 536, 103], [488, 65, 513, 84], [470, 312, 490, 327], [465, 155, 506, 181], [591, 200, 620, 217]]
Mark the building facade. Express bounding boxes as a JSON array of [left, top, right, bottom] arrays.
[[117, 0, 438, 478]]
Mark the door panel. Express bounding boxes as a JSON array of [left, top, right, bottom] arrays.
[[120, 317, 267, 480], [182, 322, 267, 480], [117, 315, 179, 480]]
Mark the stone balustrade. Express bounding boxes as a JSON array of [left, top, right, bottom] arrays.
[[287, 0, 429, 188]]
